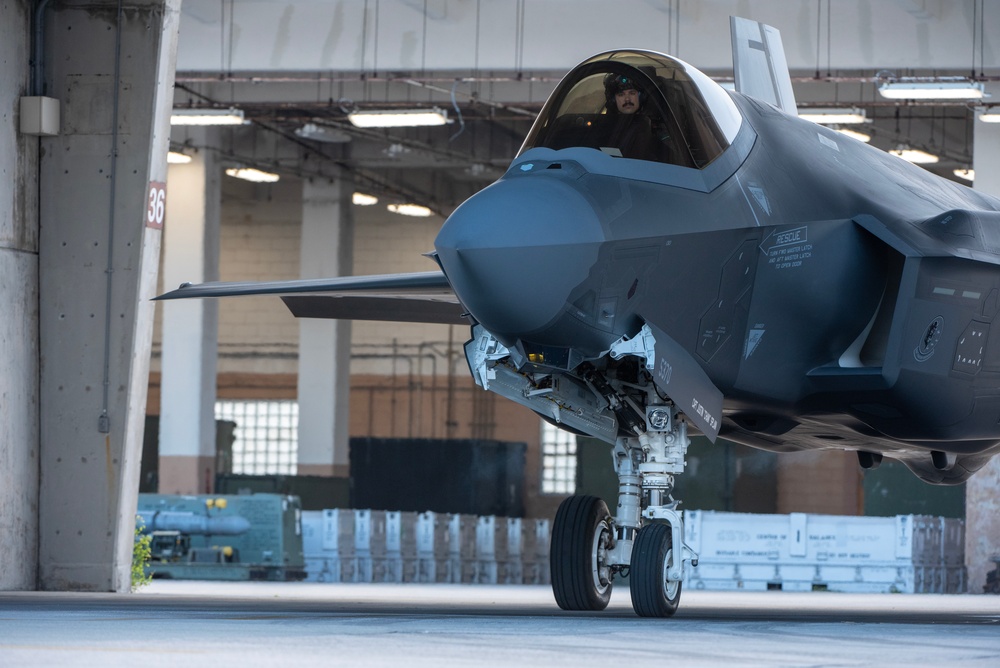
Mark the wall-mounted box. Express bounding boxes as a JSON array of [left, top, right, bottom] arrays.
[[20, 96, 60, 136]]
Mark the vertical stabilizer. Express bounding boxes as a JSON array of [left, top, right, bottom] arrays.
[[730, 16, 797, 115]]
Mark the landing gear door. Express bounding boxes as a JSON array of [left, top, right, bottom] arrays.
[[644, 321, 724, 442]]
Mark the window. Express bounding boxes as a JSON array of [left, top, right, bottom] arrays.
[[541, 420, 577, 494], [520, 50, 743, 168], [215, 400, 298, 474]]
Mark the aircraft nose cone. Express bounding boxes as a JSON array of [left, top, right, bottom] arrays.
[[435, 175, 603, 341]]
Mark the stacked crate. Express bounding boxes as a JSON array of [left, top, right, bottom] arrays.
[[302, 509, 352, 583], [304, 510, 959, 592], [447, 514, 479, 583], [684, 511, 966, 593], [302, 511, 552, 585], [505, 518, 524, 584], [414, 511, 450, 583]]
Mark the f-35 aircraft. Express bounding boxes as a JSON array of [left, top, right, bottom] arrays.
[[158, 18, 1000, 616]]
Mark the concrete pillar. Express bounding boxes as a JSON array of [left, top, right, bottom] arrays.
[[36, 0, 181, 591], [966, 93, 1000, 594], [0, 0, 39, 591], [158, 139, 220, 494], [297, 175, 354, 477]]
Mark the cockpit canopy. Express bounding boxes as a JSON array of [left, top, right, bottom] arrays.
[[519, 51, 743, 169]]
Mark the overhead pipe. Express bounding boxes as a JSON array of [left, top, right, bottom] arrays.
[[31, 0, 54, 96]]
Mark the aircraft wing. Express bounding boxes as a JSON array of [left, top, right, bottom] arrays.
[[154, 271, 469, 325], [730, 16, 797, 115]]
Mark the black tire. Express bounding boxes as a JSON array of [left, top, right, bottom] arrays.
[[550, 495, 613, 611], [629, 523, 682, 617]]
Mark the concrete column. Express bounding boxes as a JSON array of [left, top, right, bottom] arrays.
[[158, 139, 220, 494], [0, 2, 39, 592], [297, 176, 354, 477], [37, 0, 181, 591], [966, 94, 1000, 594]]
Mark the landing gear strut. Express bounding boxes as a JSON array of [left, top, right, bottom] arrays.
[[550, 400, 698, 617]]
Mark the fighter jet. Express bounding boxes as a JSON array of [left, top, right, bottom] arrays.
[[158, 18, 1000, 616]]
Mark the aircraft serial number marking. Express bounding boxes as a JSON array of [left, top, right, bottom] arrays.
[[691, 398, 719, 431]]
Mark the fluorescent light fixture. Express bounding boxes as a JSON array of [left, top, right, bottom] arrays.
[[387, 203, 432, 217], [835, 128, 871, 143], [171, 107, 245, 126], [954, 168, 975, 181], [889, 148, 939, 164], [978, 110, 1000, 123], [879, 80, 985, 100], [225, 167, 280, 183], [352, 192, 378, 206], [348, 108, 448, 128], [295, 123, 351, 143], [167, 150, 192, 164], [798, 108, 867, 124]]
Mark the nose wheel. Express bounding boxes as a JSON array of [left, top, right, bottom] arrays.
[[629, 523, 682, 617], [550, 495, 614, 611]]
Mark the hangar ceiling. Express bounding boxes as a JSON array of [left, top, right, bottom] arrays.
[[170, 1, 999, 214]]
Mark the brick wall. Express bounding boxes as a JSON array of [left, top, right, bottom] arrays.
[[776, 450, 863, 515]]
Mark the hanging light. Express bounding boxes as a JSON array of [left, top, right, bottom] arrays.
[[348, 108, 448, 128], [834, 128, 871, 143], [953, 169, 975, 182], [387, 203, 432, 217], [225, 167, 280, 183], [879, 80, 984, 100], [888, 147, 939, 164], [167, 150, 192, 164], [352, 192, 378, 206], [295, 123, 351, 143], [171, 107, 245, 126], [798, 108, 867, 124], [978, 109, 1000, 123]]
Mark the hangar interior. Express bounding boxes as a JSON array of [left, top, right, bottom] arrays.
[[2, 0, 999, 593]]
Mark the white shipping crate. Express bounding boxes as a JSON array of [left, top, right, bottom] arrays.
[[302, 509, 354, 583], [687, 562, 918, 593], [505, 518, 524, 584], [415, 511, 451, 583], [474, 516, 499, 584], [686, 511, 952, 566], [683, 511, 965, 593]]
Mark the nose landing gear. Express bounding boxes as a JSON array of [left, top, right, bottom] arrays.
[[550, 402, 697, 617]]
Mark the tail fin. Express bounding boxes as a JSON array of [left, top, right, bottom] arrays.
[[730, 16, 797, 115]]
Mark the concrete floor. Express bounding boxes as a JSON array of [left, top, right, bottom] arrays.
[[1, 582, 998, 667]]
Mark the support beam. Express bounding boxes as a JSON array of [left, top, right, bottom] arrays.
[[297, 175, 354, 477], [0, 1, 39, 591], [158, 138, 220, 494], [37, 0, 181, 592]]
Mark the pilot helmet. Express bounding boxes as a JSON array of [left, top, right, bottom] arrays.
[[604, 72, 643, 108]]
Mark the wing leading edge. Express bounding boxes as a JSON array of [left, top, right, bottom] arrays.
[[154, 271, 468, 325]]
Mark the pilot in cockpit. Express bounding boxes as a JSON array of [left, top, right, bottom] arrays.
[[603, 73, 657, 161]]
